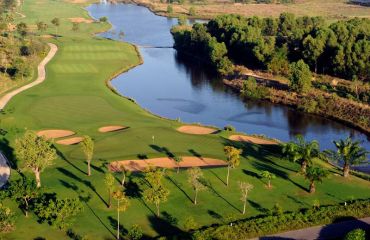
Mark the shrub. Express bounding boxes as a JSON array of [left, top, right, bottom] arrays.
[[242, 77, 269, 99], [128, 224, 143, 240], [298, 98, 318, 113], [193, 199, 370, 239], [344, 229, 366, 240], [0, 203, 16, 233], [289, 60, 312, 93], [224, 125, 235, 131], [189, 7, 196, 16], [99, 16, 108, 22], [167, 5, 173, 14]]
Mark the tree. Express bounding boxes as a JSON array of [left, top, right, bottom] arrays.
[[328, 137, 368, 178], [167, 5, 173, 14], [99, 16, 108, 22], [15, 131, 57, 188], [16, 22, 27, 37], [112, 188, 130, 240], [104, 172, 115, 208], [289, 60, 312, 93], [72, 22, 79, 32], [344, 229, 366, 240], [187, 167, 207, 205], [260, 171, 276, 189], [34, 198, 83, 230], [36, 21, 48, 32], [282, 135, 319, 174], [81, 135, 94, 176], [143, 168, 169, 217], [239, 181, 253, 214], [173, 156, 183, 173], [117, 165, 130, 186], [189, 7, 196, 16], [143, 185, 169, 217], [0, 203, 16, 233], [9, 178, 40, 217], [51, 17, 60, 36], [223, 146, 243, 186], [305, 166, 328, 193], [127, 224, 143, 240], [178, 15, 187, 26]]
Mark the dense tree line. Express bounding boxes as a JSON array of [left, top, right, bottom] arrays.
[[0, 0, 46, 84], [172, 13, 370, 82]]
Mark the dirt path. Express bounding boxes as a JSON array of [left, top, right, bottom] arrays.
[[0, 152, 11, 188], [0, 43, 58, 110]]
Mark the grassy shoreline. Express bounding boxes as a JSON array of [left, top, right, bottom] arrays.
[[1, 0, 369, 239]]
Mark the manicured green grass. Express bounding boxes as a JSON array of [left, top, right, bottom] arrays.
[[1, 0, 369, 239]]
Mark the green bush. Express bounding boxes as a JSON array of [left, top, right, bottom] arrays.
[[223, 125, 235, 131], [344, 229, 366, 240], [193, 199, 370, 240]]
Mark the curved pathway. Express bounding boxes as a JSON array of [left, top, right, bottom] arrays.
[[0, 43, 57, 187], [0, 43, 58, 110]]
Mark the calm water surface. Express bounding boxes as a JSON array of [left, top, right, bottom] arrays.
[[87, 4, 369, 167]]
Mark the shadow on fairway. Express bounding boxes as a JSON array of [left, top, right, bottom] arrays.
[[57, 167, 108, 207]]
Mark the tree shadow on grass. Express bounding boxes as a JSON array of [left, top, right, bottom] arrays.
[[0, 137, 16, 169], [205, 181, 240, 213], [57, 167, 108, 207], [149, 145, 174, 158], [287, 195, 309, 207], [252, 161, 308, 192], [107, 216, 128, 238], [207, 210, 223, 221], [161, 211, 179, 225], [248, 199, 269, 214], [55, 148, 86, 175], [209, 169, 226, 185], [166, 175, 192, 203], [125, 178, 156, 216], [188, 149, 202, 158], [148, 215, 187, 238], [59, 179, 116, 238], [243, 169, 262, 179]]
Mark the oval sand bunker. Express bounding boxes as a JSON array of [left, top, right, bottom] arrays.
[[98, 125, 127, 133], [177, 125, 217, 135], [37, 130, 75, 139], [56, 137, 84, 145]]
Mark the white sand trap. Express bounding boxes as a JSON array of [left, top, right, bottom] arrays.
[[109, 157, 227, 172], [69, 17, 94, 23], [98, 125, 127, 133], [177, 125, 217, 135], [37, 129, 75, 140], [229, 135, 278, 145], [56, 137, 84, 145]]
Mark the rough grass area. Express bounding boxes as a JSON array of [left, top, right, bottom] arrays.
[[0, 0, 369, 239], [134, 0, 370, 20]]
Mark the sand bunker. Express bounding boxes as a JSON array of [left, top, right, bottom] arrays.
[[177, 125, 217, 135], [110, 157, 227, 172], [56, 137, 84, 145], [69, 17, 94, 23], [37, 129, 75, 139], [98, 125, 127, 133], [229, 135, 277, 145]]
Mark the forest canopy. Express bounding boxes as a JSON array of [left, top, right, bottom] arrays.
[[171, 13, 370, 82]]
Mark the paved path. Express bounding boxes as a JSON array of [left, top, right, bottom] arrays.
[[0, 152, 11, 188], [254, 217, 370, 240], [0, 43, 58, 110]]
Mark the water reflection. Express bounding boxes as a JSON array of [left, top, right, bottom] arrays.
[[86, 3, 370, 157]]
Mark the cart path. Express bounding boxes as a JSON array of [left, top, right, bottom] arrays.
[[0, 43, 58, 110]]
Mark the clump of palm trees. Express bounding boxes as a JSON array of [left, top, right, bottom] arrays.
[[283, 134, 368, 193]]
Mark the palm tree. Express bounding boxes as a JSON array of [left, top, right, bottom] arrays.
[[260, 171, 276, 189], [305, 166, 328, 193], [282, 135, 319, 173], [330, 137, 368, 178]]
